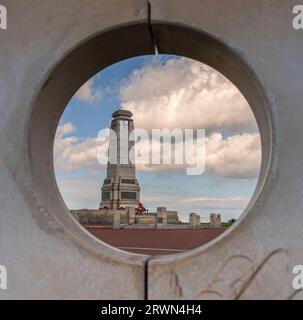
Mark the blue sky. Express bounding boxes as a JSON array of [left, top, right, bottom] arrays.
[[60, 55, 179, 137], [54, 54, 261, 222]]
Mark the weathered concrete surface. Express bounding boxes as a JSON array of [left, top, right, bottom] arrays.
[[0, 0, 152, 300], [148, 0, 303, 300], [1, 0, 303, 300]]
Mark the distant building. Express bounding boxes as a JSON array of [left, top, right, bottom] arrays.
[[100, 110, 140, 210]]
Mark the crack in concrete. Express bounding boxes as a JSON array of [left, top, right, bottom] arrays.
[[147, 1, 158, 55]]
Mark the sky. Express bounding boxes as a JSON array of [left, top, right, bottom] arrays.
[[54, 54, 261, 222]]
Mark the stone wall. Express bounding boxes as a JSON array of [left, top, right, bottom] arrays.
[[167, 211, 179, 224], [135, 214, 157, 225], [209, 213, 222, 228], [189, 213, 201, 229], [155, 207, 179, 224], [70, 209, 129, 225]]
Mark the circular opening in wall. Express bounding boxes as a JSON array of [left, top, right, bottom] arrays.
[[53, 53, 261, 256], [28, 23, 272, 262]]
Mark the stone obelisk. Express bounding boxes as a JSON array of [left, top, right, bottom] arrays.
[[100, 109, 140, 210]]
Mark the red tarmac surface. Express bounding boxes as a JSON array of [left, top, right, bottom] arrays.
[[85, 227, 227, 255]]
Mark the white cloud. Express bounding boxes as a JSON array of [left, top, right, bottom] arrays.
[[54, 57, 261, 179], [133, 131, 261, 179], [75, 79, 102, 103], [118, 57, 261, 178], [205, 132, 261, 179], [120, 57, 257, 133], [54, 122, 105, 172], [54, 123, 261, 179]]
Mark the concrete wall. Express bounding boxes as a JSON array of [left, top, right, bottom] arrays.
[[70, 210, 129, 225], [0, 0, 303, 300], [148, 0, 303, 300], [156, 207, 179, 224], [135, 214, 157, 225], [189, 213, 201, 229], [0, 0, 151, 300]]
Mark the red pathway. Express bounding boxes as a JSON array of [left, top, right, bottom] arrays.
[[85, 227, 227, 255]]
